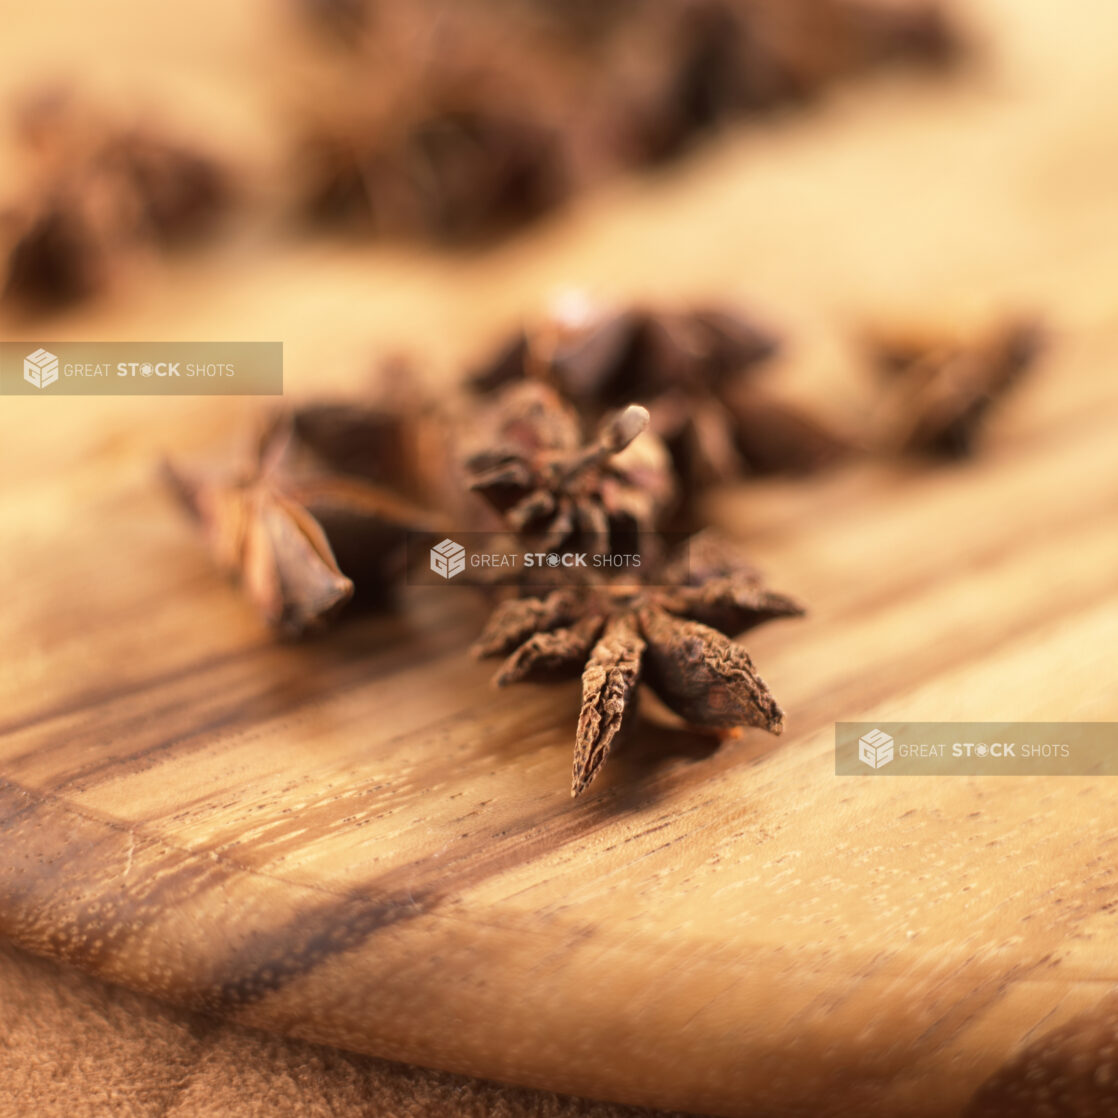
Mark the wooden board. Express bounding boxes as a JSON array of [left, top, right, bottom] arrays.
[[2, 0, 1118, 1114]]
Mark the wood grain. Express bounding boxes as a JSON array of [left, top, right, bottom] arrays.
[[3, 0, 1118, 1114]]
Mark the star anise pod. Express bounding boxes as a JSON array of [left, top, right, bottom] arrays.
[[285, 0, 959, 242], [3, 88, 229, 309], [600, 0, 959, 164], [868, 320, 1045, 457], [97, 128, 229, 246], [468, 296, 853, 490], [741, 0, 959, 99], [473, 531, 803, 795], [164, 408, 444, 635], [613, 0, 800, 164], [293, 3, 575, 245], [463, 381, 676, 556], [2, 200, 109, 308], [300, 107, 567, 241], [292, 0, 372, 45]]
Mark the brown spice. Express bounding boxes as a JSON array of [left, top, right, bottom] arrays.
[[289, 0, 961, 241], [869, 320, 1045, 457], [2, 202, 109, 308], [463, 381, 675, 556], [468, 298, 854, 490], [617, 0, 960, 162], [473, 530, 803, 795], [3, 89, 229, 309], [164, 410, 444, 635], [299, 108, 567, 241]]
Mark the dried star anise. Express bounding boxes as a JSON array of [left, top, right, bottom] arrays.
[[99, 128, 229, 246], [612, 0, 796, 164], [299, 106, 568, 241], [468, 297, 854, 491], [288, 0, 598, 241], [3, 88, 229, 309], [292, 0, 372, 45], [610, 0, 960, 162], [463, 381, 675, 556], [164, 408, 444, 635], [522, 0, 959, 165], [473, 531, 803, 795], [286, 0, 959, 243], [868, 320, 1045, 457], [2, 202, 109, 308]]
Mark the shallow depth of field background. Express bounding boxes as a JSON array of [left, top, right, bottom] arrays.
[[2, 0, 1117, 474]]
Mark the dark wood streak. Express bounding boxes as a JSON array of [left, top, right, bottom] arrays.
[[0, 779, 227, 977], [965, 988, 1118, 1117], [178, 773, 666, 1012], [0, 775, 433, 1008], [0, 604, 486, 793], [0, 642, 267, 741], [205, 892, 438, 1012]]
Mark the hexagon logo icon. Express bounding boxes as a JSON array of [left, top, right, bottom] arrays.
[[430, 537, 466, 580], [859, 728, 894, 769], [24, 348, 59, 389]]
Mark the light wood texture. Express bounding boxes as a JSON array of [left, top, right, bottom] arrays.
[[3, 0, 1118, 1115]]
